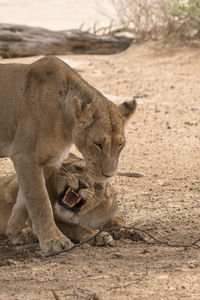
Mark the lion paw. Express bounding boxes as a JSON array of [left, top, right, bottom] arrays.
[[92, 231, 113, 247], [67, 174, 79, 190], [111, 228, 144, 242], [8, 227, 38, 245], [40, 233, 74, 253], [79, 188, 94, 201]]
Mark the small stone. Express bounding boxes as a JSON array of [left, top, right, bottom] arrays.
[[80, 243, 90, 250], [59, 261, 67, 265], [113, 252, 124, 259], [117, 68, 124, 73], [158, 274, 169, 280], [141, 249, 151, 254], [188, 263, 195, 269], [88, 293, 99, 300], [157, 179, 167, 186], [7, 259, 20, 266]]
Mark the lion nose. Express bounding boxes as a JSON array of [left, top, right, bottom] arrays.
[[102, 171, 113, 178]]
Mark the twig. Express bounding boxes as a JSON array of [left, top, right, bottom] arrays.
[[107, 225, 200, 250], [45, 229, 107, 258], [79, 22, 85, 31], [107, 265, 149, 290], [45, 225, 200, 258], [51, 290, 61, 300], [117, 171, 146, 178], [76, 287, 98, 299], [134, 94, 149, 99]]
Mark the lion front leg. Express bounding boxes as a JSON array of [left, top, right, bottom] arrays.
[[8, 155, 73, 253], [6, 187, 37, 244]]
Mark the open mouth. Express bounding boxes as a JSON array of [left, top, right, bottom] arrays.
[[63, 187, 81, 208], [58, 186, 85, 212]]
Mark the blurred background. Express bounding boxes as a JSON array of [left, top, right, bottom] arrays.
[[0, 0, 115, 30]]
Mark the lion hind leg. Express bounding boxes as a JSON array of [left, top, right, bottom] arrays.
[[56, 220, 96, 243], [56, 220, 113, 246], [104, 211, 126, 229], [104, 212, 144, 242]]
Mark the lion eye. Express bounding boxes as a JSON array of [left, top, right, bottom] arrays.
[[93, 142, 103, 150]]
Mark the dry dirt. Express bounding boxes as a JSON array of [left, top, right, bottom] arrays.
[[0, 42, 200, 299]]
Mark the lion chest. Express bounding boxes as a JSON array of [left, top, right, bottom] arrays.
[[54, 145, 72, 167], [38, 139, 72, 167]]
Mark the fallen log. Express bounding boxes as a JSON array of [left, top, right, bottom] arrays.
[[0, 23, 133, 58]]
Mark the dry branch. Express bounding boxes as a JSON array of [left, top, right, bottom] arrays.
[[107, 265, 149, 290], [45, 225, 200, 258], [0, 23, 133, 58], [51, 290, 61, 300]]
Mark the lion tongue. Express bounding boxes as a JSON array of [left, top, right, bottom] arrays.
[[64, 189, 80, 208]]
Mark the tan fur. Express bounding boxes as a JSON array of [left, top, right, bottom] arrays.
[[0, 56, 136, 252], [0, 175, 18, 235], [0, 154, 126, 244]]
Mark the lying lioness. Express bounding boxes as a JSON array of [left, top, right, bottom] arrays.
[[0, 154, 143, 245]]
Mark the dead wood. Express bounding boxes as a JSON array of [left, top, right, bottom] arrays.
[[0, 23, 133, 58], [45, 225, 200, 258]]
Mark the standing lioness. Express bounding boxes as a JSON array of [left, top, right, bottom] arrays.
[[0, 56, 136, 252]]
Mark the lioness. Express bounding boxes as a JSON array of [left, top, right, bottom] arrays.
[[0, 56, 136, 252], [0, 154, 143, 245]]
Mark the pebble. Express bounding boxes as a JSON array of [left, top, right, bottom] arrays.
[[188, 262, 196, 269], [80, 243, 90, 250], [141, 249, 151, 254], [7, 259, 19, 266], [112, 252, 124, 259]]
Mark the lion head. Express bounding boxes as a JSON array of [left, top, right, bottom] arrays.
[[72, 95, 136, 182]]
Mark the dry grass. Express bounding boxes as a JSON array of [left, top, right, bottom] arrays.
[[93, 0, 200, 41]]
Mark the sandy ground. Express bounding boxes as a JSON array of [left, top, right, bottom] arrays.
[[0, 42, 200, 299]]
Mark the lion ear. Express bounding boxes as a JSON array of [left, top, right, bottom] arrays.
[[118, 99, 137, 122]]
